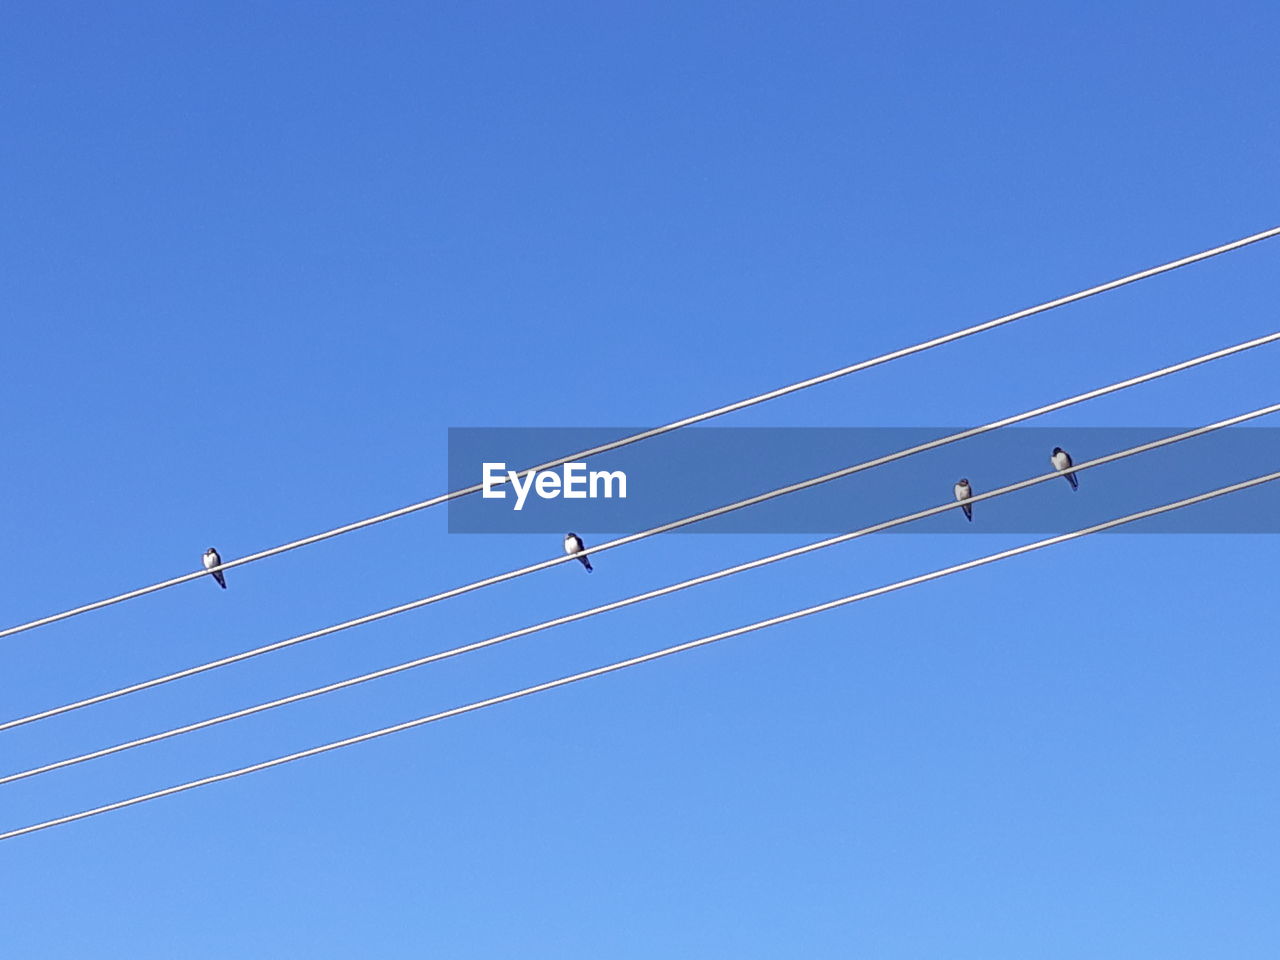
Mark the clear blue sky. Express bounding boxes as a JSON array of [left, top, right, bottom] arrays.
[[2, 3, 1278, 956]]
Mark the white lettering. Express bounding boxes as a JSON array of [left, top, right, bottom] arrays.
[[481, 463, 507, 499], [535, 471, 561, 499], [590, 469, 627, 499], [509, 470, 536, 511], [483, 463, 628, 511], [562, 462, 588, 498]]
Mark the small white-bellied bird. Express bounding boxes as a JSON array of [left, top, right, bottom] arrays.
[[202, 545, 227, 591], [1051, 447, 1079, 490], [563, 532, 593, 572], [954, 478, 973, 522]]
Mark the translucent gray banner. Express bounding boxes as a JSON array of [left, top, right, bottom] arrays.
[[447, 427, 1280, 534]]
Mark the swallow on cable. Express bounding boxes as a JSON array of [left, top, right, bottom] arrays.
[[954, 478, 973, 522], [563, 532, 593, 572], [1050, 447, 1079, 490], [203, 547, 227, 589]]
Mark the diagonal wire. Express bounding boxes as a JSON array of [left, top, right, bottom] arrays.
[[4, 403, 1276, 785], [3, 471, 1275, 842], [3, 226, 1277, 641], [3, 331, 1277, 733]]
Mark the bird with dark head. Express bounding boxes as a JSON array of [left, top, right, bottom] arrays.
[[1050, 447, 1079, 491], [563, 532, 593, 572], [953, 478, 973, 522], [202, 547, 227, 589]]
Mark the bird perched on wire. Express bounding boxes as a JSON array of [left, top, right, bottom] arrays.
[[1051, 447, 1079, 490], [563, 532, 593, 572], [954, 478, 973, 522], [202, 547, 227, 589]]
